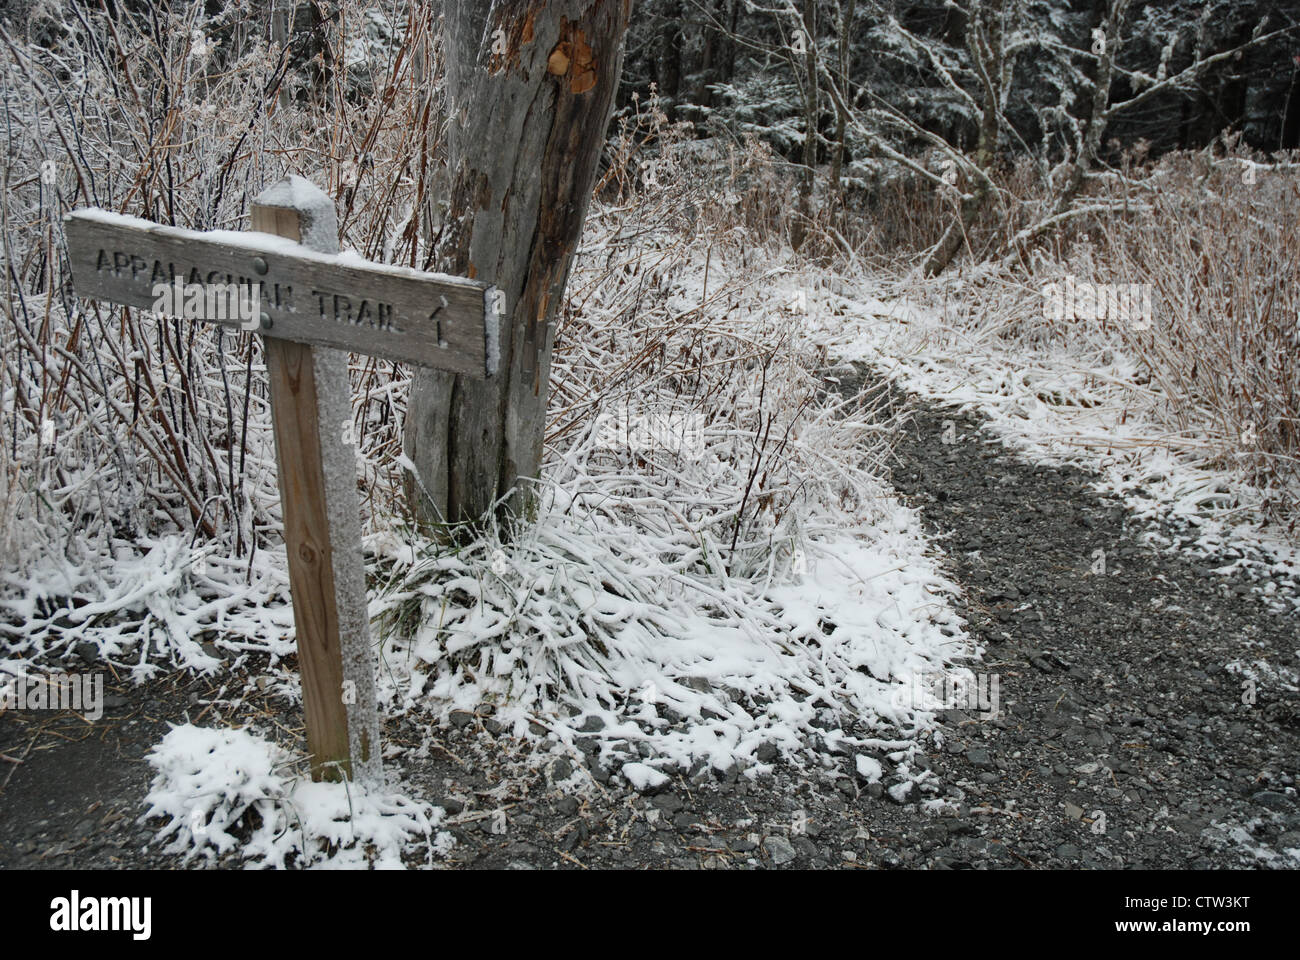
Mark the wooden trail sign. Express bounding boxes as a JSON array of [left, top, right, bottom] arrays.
[[65, 176, 499, 782], [65, 205, 499, 377]]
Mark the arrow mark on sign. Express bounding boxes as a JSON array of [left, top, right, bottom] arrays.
[[430, 295, 450, 348]]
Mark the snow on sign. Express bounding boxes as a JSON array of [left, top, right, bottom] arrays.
[[65, 206, 500, 378], [62, 176, 499, 785]]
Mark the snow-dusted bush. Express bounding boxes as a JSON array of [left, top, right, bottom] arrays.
[[366, 115, 968, 775], [0, 0, 438, 568], [0, 1, 442, 665], [828, 142, 1300, 553], [141, 723, 438, 868], [1086, 146, 1300, 524]]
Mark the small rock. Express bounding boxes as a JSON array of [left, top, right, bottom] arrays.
[[1275, 831, 1300, 849], [763, 835, 796, 865], [651, 793, 683, 814], [555, 797, 579, 816], [1252, 791, 1293, 811], [622, 761, 669, 795], [854, 755, 884, 782]]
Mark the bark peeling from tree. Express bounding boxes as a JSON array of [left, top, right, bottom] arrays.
[[404, 0, 631, 531]]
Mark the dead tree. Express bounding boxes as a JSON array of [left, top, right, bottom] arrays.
[[404, 0, 631, 531]]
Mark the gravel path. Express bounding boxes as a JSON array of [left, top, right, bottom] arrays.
[[874, 385, 1300, 869], [3, 375, 1297, 869]]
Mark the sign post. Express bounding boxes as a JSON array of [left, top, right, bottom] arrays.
[[65, 176, 499, 782]]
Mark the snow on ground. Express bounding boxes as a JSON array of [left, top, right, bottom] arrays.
[[367, 484, 968, 783], [3, 220, 977, 864], [140, 723, 439, 868], [364, 232, 974, 790], [1, 530, 295, 680], [804, 271, 1300, 615]]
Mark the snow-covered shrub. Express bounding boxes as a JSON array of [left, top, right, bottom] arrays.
[[366, 120, 969, 775], [843, 142, 1300, 548], [141, 723, 438, 868], [1086, 146, 1300, 525], [0, 0, 445, 663]]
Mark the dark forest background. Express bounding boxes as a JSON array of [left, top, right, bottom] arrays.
[[621, 1, 1300, 165]]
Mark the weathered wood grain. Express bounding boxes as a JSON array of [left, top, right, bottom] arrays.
[[251, 183, 381, 784], [65, 209, 497, 377], [404, 0, 631, 529]]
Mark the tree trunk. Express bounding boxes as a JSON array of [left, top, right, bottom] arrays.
[[829, 0, 857, 198], [725, 0, 739, 82], [658, 0, 683, 120], [695, 0, 722, 108], [922, 0, 1004, 276], [403, 0, 630, 531], [791, 0, 818, 250]]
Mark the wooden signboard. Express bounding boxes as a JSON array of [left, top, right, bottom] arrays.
[[64, 176, 500, 783], [65, 208, 499, 377]]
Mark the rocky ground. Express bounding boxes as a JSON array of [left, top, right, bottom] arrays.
[[3, 376, 1298, 869]]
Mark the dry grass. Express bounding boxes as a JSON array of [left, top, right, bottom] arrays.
[[0, 1, 446, 559], [2, 1, 881, 591], [844, 139, 1300, 534], [1090, 148, 1300, 524]]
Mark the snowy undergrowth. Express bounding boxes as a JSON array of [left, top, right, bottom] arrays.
[[141, 724, 440, 869], [810, 268, 1300, 614], [0, 528, 295, 678], [0, 0, 416, 681], [370, 491, 965, 779], [2, 46, 973, 803], [2, 192, 973, 807], [370, 215, 972, 784]]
